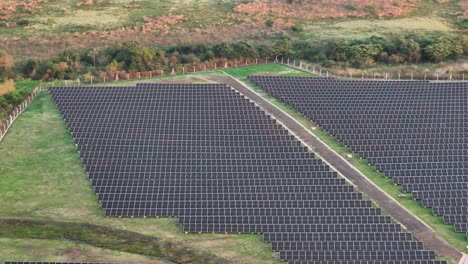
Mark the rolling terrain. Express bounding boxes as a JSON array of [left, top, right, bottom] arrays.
[[0, 0, 466, 60]]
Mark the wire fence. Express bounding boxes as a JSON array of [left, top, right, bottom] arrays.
[[279, 58, 468, 82], [39, 58, 275, 89]]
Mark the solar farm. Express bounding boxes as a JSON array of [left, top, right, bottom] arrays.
[[1, 64, 467, 263], [248, 76, 468, 237]]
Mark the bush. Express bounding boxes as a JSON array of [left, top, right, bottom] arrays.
[[0, 96, 8, 108], [17, 19, 29, 26], [3, 92, 23, 106], [265, 18, 274, 28], [290, 24, 303, 32], [457, 19, 468, 29], [343, 3, 359, 11]]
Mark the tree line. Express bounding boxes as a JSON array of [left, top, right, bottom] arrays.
[[0, 33, 466, 82]]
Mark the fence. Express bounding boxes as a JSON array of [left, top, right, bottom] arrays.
[[70, 57, 273, 86], [279, 58, 468, 82], [0, 87, 42, 142]]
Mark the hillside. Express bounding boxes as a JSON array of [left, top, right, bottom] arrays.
[[0, 0, 466, 60]]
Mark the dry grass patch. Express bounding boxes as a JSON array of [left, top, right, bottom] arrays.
[[234, 0, 418, 19], [0, 238, 165, 263]]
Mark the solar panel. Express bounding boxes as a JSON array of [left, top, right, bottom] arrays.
[[49, 83, 446, 263], [248, 75, 468, 236]]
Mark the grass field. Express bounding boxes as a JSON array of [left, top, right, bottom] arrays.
[[223, 64, 468, 257], [298, 15, 455, 42]]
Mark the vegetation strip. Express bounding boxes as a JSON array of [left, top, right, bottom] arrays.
[[0, 218, 230, 264]]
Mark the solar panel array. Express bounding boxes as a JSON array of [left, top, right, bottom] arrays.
[[49, 84, 445, 263], [248, 75, 468, 238]]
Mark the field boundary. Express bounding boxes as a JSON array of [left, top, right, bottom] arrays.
[[0, 87, 42, 142]]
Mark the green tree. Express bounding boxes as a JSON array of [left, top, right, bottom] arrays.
[[233, 42, 259, 58], [272, 38, 294, 58], [21, 59, 39, 78], [88, 48, 98, 68], [213, 43, 238, 60], [106, 60, 120, 74], [325, 40, 349, 61], [399, 39, 421, 63], [424, 36, 463, 63], [347, 43, 383, 68]]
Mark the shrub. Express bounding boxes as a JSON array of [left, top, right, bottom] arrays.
[[3, 91, 23, 106], [17, 19, 29, 26], [265, 18, 274, 28]]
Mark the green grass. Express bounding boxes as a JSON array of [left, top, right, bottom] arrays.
[[229, 69, 468, 256], [14, 80, 39, 94], [0, 91, 280, 263], [0, 238, 165, 263], [223, 63, 315, 81]]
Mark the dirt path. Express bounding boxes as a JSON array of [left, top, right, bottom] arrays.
[[203, 74, 464, 264]]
